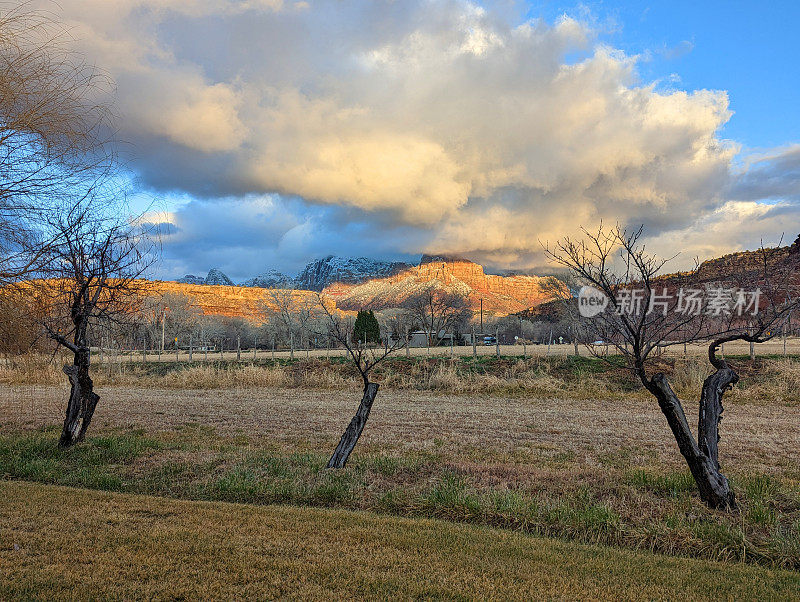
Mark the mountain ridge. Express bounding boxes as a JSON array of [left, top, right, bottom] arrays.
[[162, 241, 800, 321], [166, 255, 561, 318]]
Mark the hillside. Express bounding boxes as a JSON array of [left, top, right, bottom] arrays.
[[150, 281, 320, 320], [151, 257, 561, 319], [154, 239, 800, 321], [656, 235, 800, 288], [322, 255, 562, 315]]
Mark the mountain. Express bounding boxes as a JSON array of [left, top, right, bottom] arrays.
[[134, 239, 800, 321], [158, 256, 561, 319], [242, 269, 292, 288], [293, 256, 411, 291], [176, 274, 205, 285], [323, 256, 562, 315], [174, 269, 234, 286], [153, 280, 318, 319], [204, 268, 234, 286]]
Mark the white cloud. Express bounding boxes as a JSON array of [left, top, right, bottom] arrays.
[[29, 0, 800, 270], [643, 200, 800, 268]]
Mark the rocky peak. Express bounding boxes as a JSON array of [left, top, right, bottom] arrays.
[[419, 253, 472, 265], [204, 268, 234, 286], [176, 274, 205, 285], [241, 269, 292, 288], [294, 256, 411, 291]]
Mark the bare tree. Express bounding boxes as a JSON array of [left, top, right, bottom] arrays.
[[262, 289, 297, 355], [405, 286, 472, 346], [32, 202, 155, 447], [317, 295, 408, 468], [0, 6, 112, 283], [545, 225, 799, 510], [158, 292, 201, 350], [375, 307, 415, 348]]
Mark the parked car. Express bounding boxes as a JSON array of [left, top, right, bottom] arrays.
[[483, 336, 497, 346]]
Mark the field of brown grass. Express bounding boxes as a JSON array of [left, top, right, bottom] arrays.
[[3, 480, 798, 600], [26, 337, 800, 362], [4, 352, 800, 408], [2, 382, 798, 473], [1, 355, 799, 569]]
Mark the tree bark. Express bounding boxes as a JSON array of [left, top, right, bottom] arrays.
[[327, 382, 379, 468], [646, 373, 736, 510], [59, 349, 100, 448], [698, 366, 738, 469]]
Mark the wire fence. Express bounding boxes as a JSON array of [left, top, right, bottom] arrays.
[[83, 337, 800, 364]]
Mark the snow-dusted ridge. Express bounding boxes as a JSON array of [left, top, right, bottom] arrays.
[[173, 256, 411, 291]]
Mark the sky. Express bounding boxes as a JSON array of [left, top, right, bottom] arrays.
[[33, 0, 800, 281]]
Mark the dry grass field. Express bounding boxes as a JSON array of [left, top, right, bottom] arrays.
[[34, 337, 800, 363], [2, 480, 798, 600], [1, 352, 799, 576], [2, 381, 799, 473]]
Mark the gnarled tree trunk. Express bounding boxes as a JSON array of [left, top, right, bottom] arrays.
[[645, 372, 736, 510], [698, 366, 738, 471], [327, 381, 379, 468], [59, 348, 100, 448]]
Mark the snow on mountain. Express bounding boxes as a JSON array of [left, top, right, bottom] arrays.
[[203, 268, 234, 286], [241, 269, 292, 288], [176, 274, 205, 285], [293, 256, 411, 291]]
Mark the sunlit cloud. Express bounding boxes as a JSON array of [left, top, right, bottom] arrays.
[[31, 0, 800, 274]]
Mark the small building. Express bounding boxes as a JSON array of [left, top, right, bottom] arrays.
[[408, 330, 434, 347], [408, 330, 460, 347], [461, 333, 494, 346]]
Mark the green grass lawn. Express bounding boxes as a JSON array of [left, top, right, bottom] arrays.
[[1, 480, 798, 600]]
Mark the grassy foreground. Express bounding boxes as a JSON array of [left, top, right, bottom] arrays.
[[1, 481, 798, 600], [1, 426, 798, 570]]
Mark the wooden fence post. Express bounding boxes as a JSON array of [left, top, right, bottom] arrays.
[[472, 325, 477, 359]]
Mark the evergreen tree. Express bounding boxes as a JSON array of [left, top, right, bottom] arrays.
[[353, 309, 381, 344]]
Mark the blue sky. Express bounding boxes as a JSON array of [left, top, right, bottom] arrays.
[[51, 0, 800, 281], [532, 1, 800, 151]]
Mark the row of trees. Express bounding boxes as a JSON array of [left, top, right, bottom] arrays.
[[1, 278, 580, 360], [108, 289, 570, 354]]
